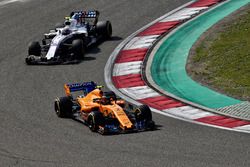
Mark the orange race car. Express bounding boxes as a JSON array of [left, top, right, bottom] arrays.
[[54, 81, 155, 134]]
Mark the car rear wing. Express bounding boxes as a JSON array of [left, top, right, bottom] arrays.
[[83, 10, 99, 18], [64, 81, 98, 96], [70, 10, 100, 25]]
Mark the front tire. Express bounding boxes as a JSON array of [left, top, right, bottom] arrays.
[[88, 111, 104, 132], [54, 96, 73, 118], [25, 55, 35, 65], [28, 41, 41, 56]]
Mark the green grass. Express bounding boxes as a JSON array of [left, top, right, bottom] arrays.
[[189, 7, 250, 101]]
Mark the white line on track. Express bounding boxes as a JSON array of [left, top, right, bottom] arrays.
[[0, 0, 28, 6]]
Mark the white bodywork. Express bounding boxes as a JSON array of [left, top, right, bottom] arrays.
[[45, 19, 88, 60]]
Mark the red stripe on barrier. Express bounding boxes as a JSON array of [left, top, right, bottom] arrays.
[[139, 96, 185, 110], [188, 0, 221, 7], [112, 74, 145, 88], [115, 48, 148, 63], [138, 21, 180, 36], [195, 116, 250, 128]]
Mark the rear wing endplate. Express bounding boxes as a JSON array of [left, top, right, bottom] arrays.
[[64, 81, 97, 96]]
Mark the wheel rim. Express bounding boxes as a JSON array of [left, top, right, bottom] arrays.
[[55, 100, 61, 116], [89, 117, 95, 131]]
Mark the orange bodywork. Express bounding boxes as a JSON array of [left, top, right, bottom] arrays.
[[65, 86, 133, 130], [64, 84, 71, 96]]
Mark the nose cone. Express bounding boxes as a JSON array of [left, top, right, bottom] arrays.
[[112, 105, 133, 129]]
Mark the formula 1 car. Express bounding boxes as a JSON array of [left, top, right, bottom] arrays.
[[54, 81, 155, 134], [26, 10, 112, 65]]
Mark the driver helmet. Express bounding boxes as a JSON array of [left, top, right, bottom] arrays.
[[65, 20, 71, 26], [101, 96, 111, 105], [64, 16, 71, 26]]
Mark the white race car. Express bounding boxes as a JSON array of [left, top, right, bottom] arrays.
[[26, 10, 112, 65]]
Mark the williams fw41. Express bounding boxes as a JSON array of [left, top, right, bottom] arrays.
[[26, 10, 112, 65], [54, 82, 155, 135]]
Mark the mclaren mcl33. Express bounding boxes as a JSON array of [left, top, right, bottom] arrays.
[[54, 81, 155, 135]]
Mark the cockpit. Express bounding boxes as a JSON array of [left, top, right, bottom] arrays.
[[101, 96, 112, 105]]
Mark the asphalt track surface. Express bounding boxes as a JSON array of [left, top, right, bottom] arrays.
[[0, 0, 249, 166]]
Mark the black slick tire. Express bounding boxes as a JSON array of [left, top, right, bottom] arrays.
[[134, 105, 155, 130], [135, 105, 152, 121], [96, 21, 112, 39], [54, 96, 73, 118], [88, 111, 104, 132], [146, 120, 155, 130], [72, 39, 85, 60], [28, 41, 41, 56]]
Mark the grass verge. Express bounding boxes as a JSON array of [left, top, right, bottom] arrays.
[[187, 5, 250, 101]]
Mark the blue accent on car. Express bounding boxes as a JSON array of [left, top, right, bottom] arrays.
[[134, 120, 146, 130], [105, 124, 119, 132], [67, 81, 97, 93]]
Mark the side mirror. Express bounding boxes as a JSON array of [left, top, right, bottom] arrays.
[[50, 30, 56, 33]]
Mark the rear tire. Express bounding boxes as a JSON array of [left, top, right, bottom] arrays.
[[72, 39, 85, 60], [134, 105, 155, 130], [28, 41, 41, 56], [96, 21, 112, 39], [54, 96, 73, 118], [134, 105, 152, 121]]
